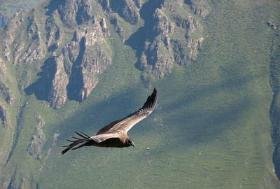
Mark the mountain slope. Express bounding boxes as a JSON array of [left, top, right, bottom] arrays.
[[0, 0, 279, 189]]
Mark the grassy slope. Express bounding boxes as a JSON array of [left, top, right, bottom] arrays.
[[3, 0, 280, 188]]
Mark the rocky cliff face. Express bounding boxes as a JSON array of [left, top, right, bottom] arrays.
[[46, 16, 111, 107], [106, 0, 141, 24], [126, 0, 209, 78], [3, 11, 45, 65], [0, 0, 209, 186], [1, 0, 208, 108], [45, 16, 60, 51], [57, 0, 95, 26], [27, 115, 46, 160], [0, 105, 7, 127], [0, 58, 13, 104], [47, 55, 69, 108], [22, 0, 112, 108]]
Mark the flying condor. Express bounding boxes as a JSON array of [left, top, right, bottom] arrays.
[[61, 88, 158, 154]]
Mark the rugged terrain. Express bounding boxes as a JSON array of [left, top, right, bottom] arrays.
[[0, 0, 279, 188]]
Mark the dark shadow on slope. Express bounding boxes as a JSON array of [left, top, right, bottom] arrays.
[[45, 0, 63, 16], [161, 97, 251, 149], [184, 0, 192, 6], [66, 37, 86, 101], [162, 74, 255, 112], [269, 32, 280, 180], [125, 0, 163, 65], [0, 13, 8, 29], [150, 73, 257, 151], [109, 0, 138, 24], [25, 57, 56, 102]]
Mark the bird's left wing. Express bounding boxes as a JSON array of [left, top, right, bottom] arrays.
[[97, 88, 158, 134]]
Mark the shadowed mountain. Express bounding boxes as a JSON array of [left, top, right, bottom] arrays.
[[126, 0, 163, 62], [66, 37, 86, 101], [25, 57, 56, 101]]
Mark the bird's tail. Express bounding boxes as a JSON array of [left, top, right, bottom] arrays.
[[61, 131, 92, 154]]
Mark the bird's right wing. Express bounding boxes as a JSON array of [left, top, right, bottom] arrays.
[[97, 88, 158, 134]]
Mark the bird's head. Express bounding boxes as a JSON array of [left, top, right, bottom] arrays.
[[127, 139, 135, 147]]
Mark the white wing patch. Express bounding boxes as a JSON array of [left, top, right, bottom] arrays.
[[90, 132, 121, 143], [123, 115, 148, 132]]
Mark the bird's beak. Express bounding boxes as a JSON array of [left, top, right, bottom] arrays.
[[132, 141, 135, 147]]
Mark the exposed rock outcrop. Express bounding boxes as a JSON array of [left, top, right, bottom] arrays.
[[17, 14, 45, 64], [184, 0, 211, 17], [0, 105, 8, 127], [45, 16, 60, 52], [107, 0, 140, 24], [267, 21, 279, 31], [20, 0, 112, 108], [3, 11, 45, 65], [48, 55, 69, 108], [0, 59, 13, 104], [138, 8, 174, 78], [56, 0, 97, 26], [25, 11, 111, 108], [67, 23, 111, 101], [0, 82, 12, 104], [27, 115, 46, 160], [4, 0, 208, 108], [49, 17, 111, 105], [1, 10, 47, 90], [0, 13, 8, 28], [128, 0, 209, 78], [3, 11, 25, 62]]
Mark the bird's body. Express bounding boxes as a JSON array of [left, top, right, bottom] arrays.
[[61, 88, 157, 154]]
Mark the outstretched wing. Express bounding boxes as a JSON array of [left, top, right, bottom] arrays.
[[97, 88, 158, 134]]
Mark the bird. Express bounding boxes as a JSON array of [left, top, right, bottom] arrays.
[[61, 88, 157, 154]]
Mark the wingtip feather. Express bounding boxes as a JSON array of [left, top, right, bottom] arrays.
[[142, 88, 158, 110]]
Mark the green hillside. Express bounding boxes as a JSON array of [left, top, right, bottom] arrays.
[[0, 0, 279, 189]]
